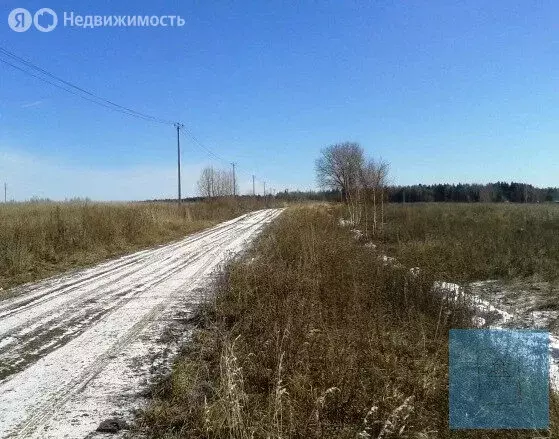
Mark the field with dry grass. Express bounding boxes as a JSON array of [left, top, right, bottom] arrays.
[[0, 198, 273, 291], [5, 200, 556, 437], [379, 203, 559, 283], [141, 203, 559, 438]]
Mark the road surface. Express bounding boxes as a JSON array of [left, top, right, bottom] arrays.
[[0, 209, 282, 438]]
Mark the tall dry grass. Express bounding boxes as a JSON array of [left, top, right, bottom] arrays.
[[144, 206, 526, 438], [0, 197, 275, 290], [378, 203, 559, 283]]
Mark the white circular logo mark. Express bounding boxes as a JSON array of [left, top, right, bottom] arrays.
[[8, 8, 32, 32], [33, 8, 57, 32]]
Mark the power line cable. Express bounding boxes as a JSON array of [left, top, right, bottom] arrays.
[[1, 46, 272, 194], [179, 127, 231, 165], [0, 53, 252, 177], [179, 128, 270, 191], [0, 46, 255, 171], [0, 57, 158, 122], [0, 47, 174, 125]]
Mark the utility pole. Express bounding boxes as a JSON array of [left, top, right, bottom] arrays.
[[174, 123, 184, 206], [4, 182, 6, 203], [252, 175, 255, 196], [231, 162, 236, 197], [263, 181, 266, 197]]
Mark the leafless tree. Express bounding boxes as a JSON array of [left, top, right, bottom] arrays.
[[197, 166, 216, 198], [361, 159, 390, 236], [197, 167, 238, 198], [316, 142, 365, 224], [316, 143, 390, 232], [361, 161, 375, 236], [377, 160, 389, 231]]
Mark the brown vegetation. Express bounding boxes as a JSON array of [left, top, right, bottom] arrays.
[[141, 205, 485, 438], [141, 203, 559, 438], [378, 203, 559, 283], [0, 197, 272, 291]]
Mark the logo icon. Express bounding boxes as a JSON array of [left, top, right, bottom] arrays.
[[8, 8, 32, 32], [33, 8, 57, 32]]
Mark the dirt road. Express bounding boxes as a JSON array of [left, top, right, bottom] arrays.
[[0, 209, 282, 438]]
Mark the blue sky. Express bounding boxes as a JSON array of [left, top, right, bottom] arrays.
[[1, 1, 558, 200]]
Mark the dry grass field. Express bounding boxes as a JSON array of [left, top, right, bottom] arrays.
[[0, 198, 273, 291], [4, 200, 558, 437], [379, 203, 559, 283], [141, 203, 559, 438]]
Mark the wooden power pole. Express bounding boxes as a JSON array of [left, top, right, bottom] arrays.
[[231, 163, 236, 197], [174, 123, 184, 205]]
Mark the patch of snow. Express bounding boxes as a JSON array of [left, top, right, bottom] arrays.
[[528, 310, 559, 329], [471, 316, 486, 327], [409, 267, 421, 277], [433, 281, 514, 325], [0, 336, 16, 350], [380, 255, 396, 264], [351, 229, 364, 240], [434, 281, 461, 295]]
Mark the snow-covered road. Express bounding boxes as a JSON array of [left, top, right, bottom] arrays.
[[0, 209, 282, 438]]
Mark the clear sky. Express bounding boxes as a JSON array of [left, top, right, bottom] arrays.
[[1, 1, 558, 201]]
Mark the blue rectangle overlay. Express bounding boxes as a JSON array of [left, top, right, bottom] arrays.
[[449, 329, 549, 429]]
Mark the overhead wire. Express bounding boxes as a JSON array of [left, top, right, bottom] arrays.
[[0, 46, 174, 125], [1, 45, 272, 192]]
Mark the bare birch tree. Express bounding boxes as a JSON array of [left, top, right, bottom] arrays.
[[197, 166, 216, 198], [316, 143, 390, 231], [361, 160, 376, 236], [197, 167, 238, 198], [361, 159, 389, 236], [315, 142, 365, 224], [377, 160, 389, 233]]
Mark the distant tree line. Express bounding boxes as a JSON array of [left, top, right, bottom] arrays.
[[387, 182, 559, 203], [151, 167, 559, 205], [275, 182, 559, 204]]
